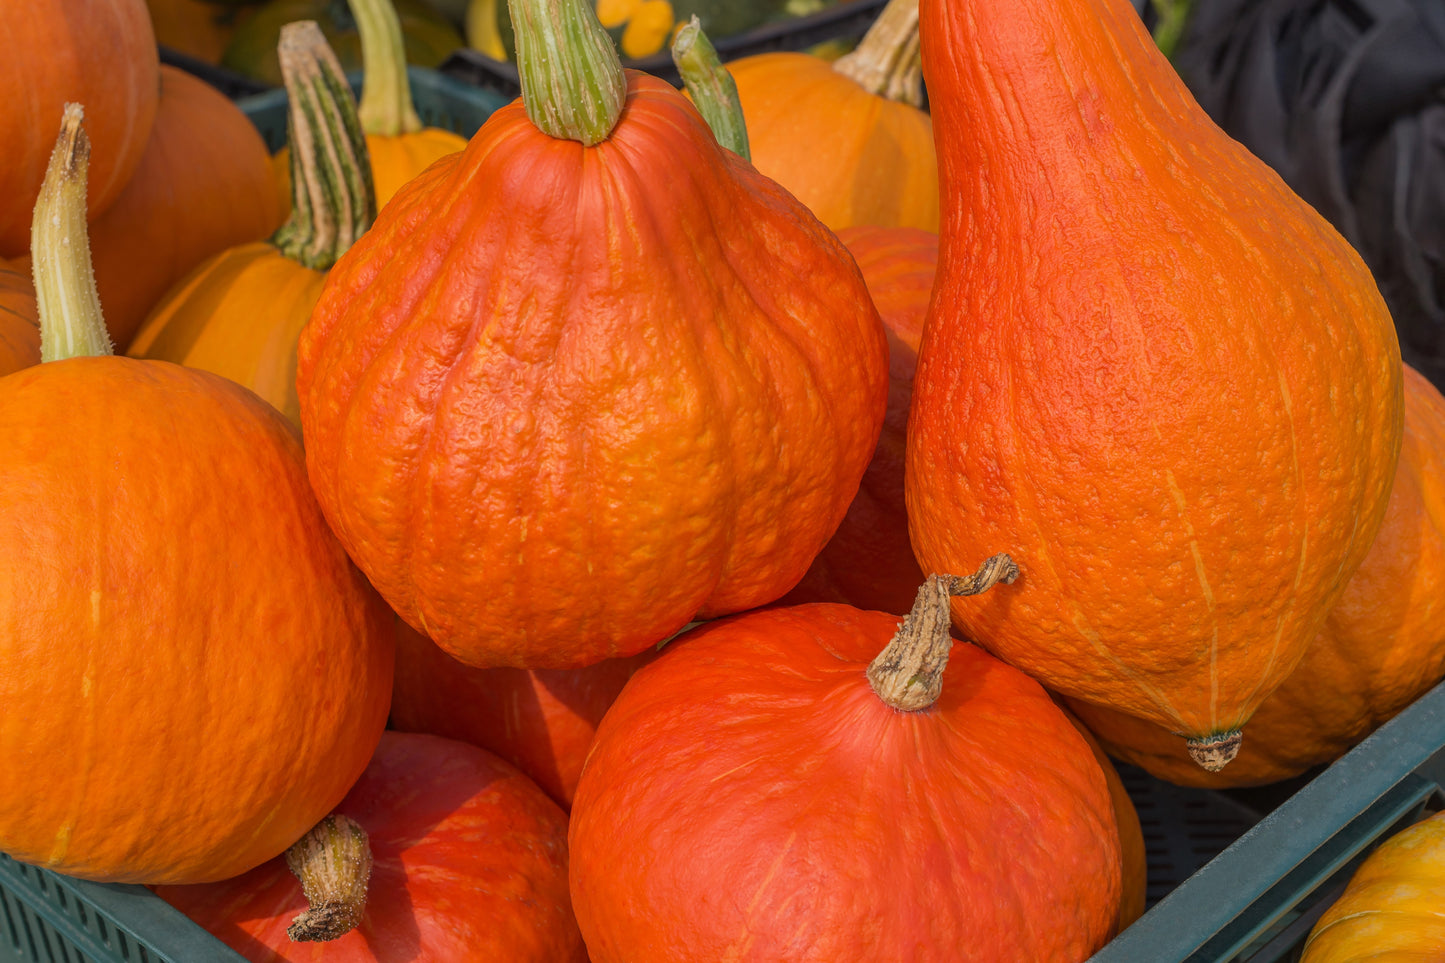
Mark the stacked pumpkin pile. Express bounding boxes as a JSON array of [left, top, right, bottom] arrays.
[[2, 0, 1442, 960]]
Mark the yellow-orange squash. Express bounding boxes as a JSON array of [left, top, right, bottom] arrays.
[[128, 23, 375, 427], [906, 0, 1403, 771], [727, 0, 937, 232], [1300, 811, 1445, 961], [0, 260, 39, 377], [1070, 364, 1445, 787]]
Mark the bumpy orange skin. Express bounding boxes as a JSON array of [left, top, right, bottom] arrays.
[[157, 732, 587, 962], [907, 0, 1403, 743], [569, 604, 1123, 962], [0, 358, 394, 884], [729, 51, 938, 233], [0, 261, 39, 377], [128, 243, 327, 427], [1070, 365, 1445, 787], [389, 619, 655, 809], [779, 225, 933, 615], [298, 73, 889, 669], [0, 0, 159, 257], [1299, 811, 1445, 962]]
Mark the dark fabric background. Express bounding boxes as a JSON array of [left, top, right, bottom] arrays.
[[1157, 0, 1445, 389]]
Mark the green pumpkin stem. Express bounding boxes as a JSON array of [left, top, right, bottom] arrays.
[[507, 0, 626, 145], [271, 21, 377, 271], [867, 555, 1019, 712], [1148, 0, 1193, 60], [31, 103, 113, 362], [671, 17, 750, 161], [285, 814, 373, 943], [832, 0, 922, 108], [350, 0, 424, 135]]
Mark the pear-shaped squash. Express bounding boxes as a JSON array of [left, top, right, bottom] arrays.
[[1069, 364, 1445, 787], [906, 0, 1403, 771]]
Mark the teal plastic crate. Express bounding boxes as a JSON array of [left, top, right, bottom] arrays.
[[234, 64, 510, 154]]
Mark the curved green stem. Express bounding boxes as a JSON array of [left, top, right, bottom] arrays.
[[1149, 0, 1192, 61], [672, 17, 750, 161], [271, 21, 377, 271], [31, 103, 112, 362], [832, 0, 922, 108], [507, 0, 626, 145], [350, 0, 423, 135]]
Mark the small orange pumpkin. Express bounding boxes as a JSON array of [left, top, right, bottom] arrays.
[[726, 0, 937, 232], [1069, 364, 1445, 787], [0, 260, 39, 377], [0, 0, 159, 257]]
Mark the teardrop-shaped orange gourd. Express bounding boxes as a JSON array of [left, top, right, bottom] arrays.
[[907, 0, 1403, 770], [1069, 364, 1445, 787], [296, 0, 889, 670]]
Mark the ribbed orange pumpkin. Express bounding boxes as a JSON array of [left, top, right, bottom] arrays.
[[569, 564, 1124, 961], [0, 260, 39, 377], [906, 0, 1403, 771], [1069, 364, 1445, 787], [0, 0, 159, 257], [727, 0, 937, 232], [157, 732, 587, 962], [779, 224, 933, 615], [296, 0, 889, 670], [389, 619, 655, 808], [0, 106, 394, 885], [128, 23, 374, 427], [34, 65, 283, 352]]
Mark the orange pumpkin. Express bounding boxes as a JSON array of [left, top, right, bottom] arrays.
[[22, 66, 284, 353], [778, 224, 933, 615], [272, 0, 470, 213], [1069, 364, 1445, 787], [157, 732, 587, 961], [0, 105, 394, 885], [128, 23, 374, 427], [0, 0, 159, 257], [389, 619, 655, 809], [296, 2, 889, 670], [906, 0, 1403, 771], [1299, 811, 1445, 962], [726, 0, 937, 232], [145, 0, 253, 63], [569, 563, 1124, 961], [0, 260, 39, 377]]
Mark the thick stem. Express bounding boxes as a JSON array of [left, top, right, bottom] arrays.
[[867, 555, 1019, 711], [31, 104, 113, 362], [672, 17, 750, 161], [832, 0, 922, 108], [350, 0, 423, 135], [507, 0, 626, 145], [285, 815, 373, 943], [271, 21, 377, 271]]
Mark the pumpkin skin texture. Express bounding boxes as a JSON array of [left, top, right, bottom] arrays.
[[778, 225, 933, 615], [1068, 364, 1445, 787], [1299, 811, 1445, 962], [729, 51, 938, 233], [0, 261, 39, 377], [0, 359, 394, 884], [297, 72, 890, 670], [0, 0, 159, 257], [906, 0, 1403, 759], [156, 731, 587, 962], [57, 66, 282, 352], [568, 604, 1123, 962], [388, 619, 655, 809]]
